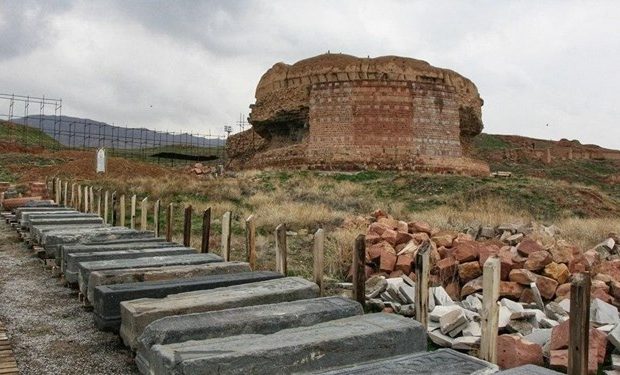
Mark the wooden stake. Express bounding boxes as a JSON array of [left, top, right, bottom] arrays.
[[221, 211, 232, 261], [119, 195, 126, 227], [480, 255, 501, 364], [201, 208, 211, 253], [313, 228, 325, 296], [63, 181, 68, 207], [89, 186, 94, 213], [569, 272, 591, 375], [77, 185, 82, 212], [71, 183, 76, 208], [415, 240, 431, 329], [153, 199, 160, 237], [96, 189, 101, 217], [84, 186, 89, 213], [245, 215, 256, 269], [274, 223, 288, 275], [166, 203, 173, 241], [103, 190, 109, 224], [140, 197, 148, 231], [130, 195, 136, 229], [110, 191, 117, 226], [183, 205, 192, 247], [352, 234, 366, 307], [55, 179, 61, 204]]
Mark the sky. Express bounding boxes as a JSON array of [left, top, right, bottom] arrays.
[[0, 0, 618, 148]]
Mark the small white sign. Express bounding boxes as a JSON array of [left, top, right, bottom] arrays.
[[96, 148, 106, 173]]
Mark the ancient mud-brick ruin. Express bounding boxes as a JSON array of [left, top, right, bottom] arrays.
[[226, 53, 490, 175]]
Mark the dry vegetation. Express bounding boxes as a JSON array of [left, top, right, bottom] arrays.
[[2, 137, 619, 282], [45, 165, 619, 282]]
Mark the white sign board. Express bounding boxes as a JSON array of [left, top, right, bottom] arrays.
[[96, 148, 106, 173]]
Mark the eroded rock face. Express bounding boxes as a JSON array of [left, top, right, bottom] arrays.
[[227, 53, 488, 175]]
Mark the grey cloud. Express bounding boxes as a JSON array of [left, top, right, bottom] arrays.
[[0, 0, 72, 60]]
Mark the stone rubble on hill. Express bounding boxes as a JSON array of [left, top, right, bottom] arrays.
[[363, 209, 620, 373]]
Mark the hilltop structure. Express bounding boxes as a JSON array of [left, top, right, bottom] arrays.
[[226, 53, 489, 175]]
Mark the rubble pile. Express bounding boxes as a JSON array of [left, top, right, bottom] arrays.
[[364, 210, 620, 372], [184, 163, 222, 178]]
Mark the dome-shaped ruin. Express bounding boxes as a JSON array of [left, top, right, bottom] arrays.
[[226, 53, 489, 175]]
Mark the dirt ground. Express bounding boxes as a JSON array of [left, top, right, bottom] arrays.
[[0, 222, 138, 374]]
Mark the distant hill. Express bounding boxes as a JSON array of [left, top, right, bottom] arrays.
[[12, 115, 226, 149]]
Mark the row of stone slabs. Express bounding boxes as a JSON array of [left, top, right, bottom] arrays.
[[17, 206, 557, 374]]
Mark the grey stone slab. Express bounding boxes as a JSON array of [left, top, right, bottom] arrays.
[[497, 364, 563, 374], [135, 297, 362, 360], [59, 239, 172, 270], [29, 216, 104, 228], [309, 349, 497, 374], [141, 313, 426, 375], [78, 253, 223, 297], [19, 210, 79, 225], [14, 207, 73, 219], [64, 247, 196, 284], [40, 227, 154, 258], [120, 276, 319, 349], [94, 271, 283, 331], [87, 261, 252, 303]]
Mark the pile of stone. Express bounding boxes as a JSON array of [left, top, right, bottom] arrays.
[[364, 210, 620, 372], [364, 209, 619, 307], [185, 163, 223, 177]]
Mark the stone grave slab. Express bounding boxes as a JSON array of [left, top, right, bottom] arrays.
[[497, 364, 563, 374], [19, 210, 80, 226], [120, 276, 319, 349], [28, 216, 104, 228], [14, 207, 74, 220], [141, 313, 425, 375], [40, 228, 154, 258], [87, 261, 251, 302], [64, 247, 196, 284], [135, 296, 363, 367], [59, 239, 172, 270], [310, 348, 498, 374], [93, 270, 282, 331], [78, 253, 223, 297]]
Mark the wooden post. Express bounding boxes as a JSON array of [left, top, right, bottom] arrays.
[[165, 203, 173, 241], [119, 195, 126, 227], [480, 256, 501, 364], [275, 223, 287, 275], [221, 211, 232, 261], [183, 205, 192, 247], [55, 179, 61, 204], [569, 272, 591, 375], [103, 190, 109, 224], [83, 186, 89, 213], [415, 240, 431, 329], [153, 199, 161, 237], [130, 195, 137, 229], [63, 181, 68, 207], [89, 187, 94, 213], [352, 234, 366, 307], [77, 185, 82, 212], [245, 215, 256, 269], [140, 197, 148, 231], [97, 189, 102, 217], [201, 208, 211, 253], [71, 183, 76, 208], [111, 191, 117, 226], [313, 228, 325, 296]]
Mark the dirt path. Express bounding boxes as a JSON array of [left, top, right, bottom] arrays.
[[0, 222, 137, 374]]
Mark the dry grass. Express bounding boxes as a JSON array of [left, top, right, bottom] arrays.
[[48, 168, 619, 281]]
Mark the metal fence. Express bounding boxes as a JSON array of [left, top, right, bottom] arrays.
[[0, 93, 232, 166]]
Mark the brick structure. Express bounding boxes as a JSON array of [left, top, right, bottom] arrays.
[[227, 53, 489, 175]]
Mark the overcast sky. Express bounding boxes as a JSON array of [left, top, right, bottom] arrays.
[[0, 0, 618, 148]]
